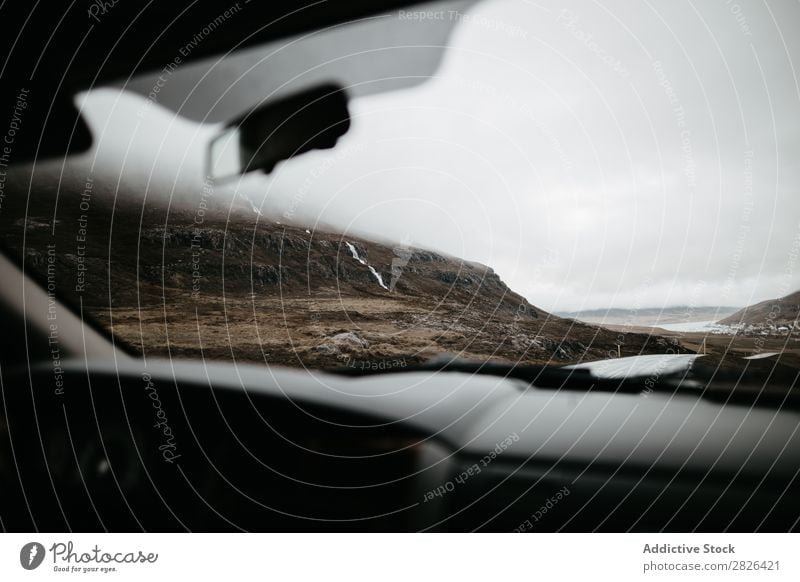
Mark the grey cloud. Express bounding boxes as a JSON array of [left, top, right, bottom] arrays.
[[49, 0, 800, 312]]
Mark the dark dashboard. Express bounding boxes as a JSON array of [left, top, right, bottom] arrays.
[[3, 358, 798, 532]]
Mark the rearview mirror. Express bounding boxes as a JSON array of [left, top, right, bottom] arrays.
[[207, 84, 350, 179]]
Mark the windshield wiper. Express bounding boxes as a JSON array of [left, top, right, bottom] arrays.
[[326, 356, 800, 411], [326, 357, 684, 393]]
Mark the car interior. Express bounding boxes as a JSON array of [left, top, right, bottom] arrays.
[[1, 0, 799, 533]]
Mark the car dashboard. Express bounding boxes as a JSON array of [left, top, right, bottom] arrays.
[[2, 357, 799, 532]]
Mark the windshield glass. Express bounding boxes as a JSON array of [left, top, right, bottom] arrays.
[[2, 0, 799, 377]]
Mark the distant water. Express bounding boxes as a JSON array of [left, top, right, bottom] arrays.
[[653, 320, 719, 332]]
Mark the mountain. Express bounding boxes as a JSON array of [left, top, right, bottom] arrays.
[[1, 178, 689, 368], [718, 291, 800, 329], [559, 306, 741, 327]]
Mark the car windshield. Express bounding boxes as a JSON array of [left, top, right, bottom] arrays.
[[2, 0, 799, 379]]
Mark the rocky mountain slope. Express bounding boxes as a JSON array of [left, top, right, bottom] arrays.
[[1, 182, 687, 369], [718, 290, 800, 330]]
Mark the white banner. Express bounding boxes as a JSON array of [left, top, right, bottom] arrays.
[[0, 533, 796, 581]]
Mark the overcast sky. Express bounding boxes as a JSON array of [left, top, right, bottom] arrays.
[[77, 0, 800, 313]]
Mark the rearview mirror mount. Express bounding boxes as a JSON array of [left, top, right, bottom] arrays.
[[207, 84, 350, 179]]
